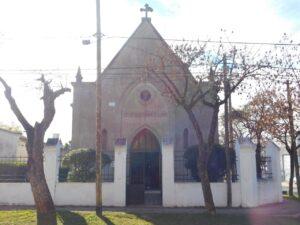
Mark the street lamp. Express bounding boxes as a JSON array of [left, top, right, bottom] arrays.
[[82, 39, 91, 45]]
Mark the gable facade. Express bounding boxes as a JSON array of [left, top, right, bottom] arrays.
[[71, 17, 216, 205]]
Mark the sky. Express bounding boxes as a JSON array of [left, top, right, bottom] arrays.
[[0, 0, 299, 143]]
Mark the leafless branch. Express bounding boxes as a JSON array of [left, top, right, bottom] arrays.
[[0, 76, 33, 131]]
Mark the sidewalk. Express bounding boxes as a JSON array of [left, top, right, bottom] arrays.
[[1, 199, 299, 218], [59, 199, 300, 219]]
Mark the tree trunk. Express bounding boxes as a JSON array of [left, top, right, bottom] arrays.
[[27, 129, 57, 225], [289, 152, 295, 196], [256, 137, 262, 179], [208, 106, 219, 150], [228, 94, 234, 148], [29, 170, 56, 225], [186, 108, 216, 214], [224, 94, 232, 207], [293, 149, 300, 197], [286, 81, 299, 197], [223, 54, 232, 207]]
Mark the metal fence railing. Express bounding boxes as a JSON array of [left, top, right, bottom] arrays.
[[174, 149, 238, 183], [258, 156, 272, 180], [58, 151, 114, 183], [102, 153, 114, 182], [174, 151, 199, 182], [0, 157, 28, 182]]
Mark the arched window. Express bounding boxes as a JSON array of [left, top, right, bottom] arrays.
[[183, 128, 188, 149], [102, 129, 108, 151], [131, 129, 159, 152]]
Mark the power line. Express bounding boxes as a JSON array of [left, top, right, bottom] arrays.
[[0, 33, 299, 47], [1, 63, 300, 74], [102, 35, 300, 46], [1, 37, 299, 78]]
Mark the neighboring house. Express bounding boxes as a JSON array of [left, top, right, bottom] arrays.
[[0, 127, 62, 159], [0, 127, 24, 157], [16, 136, 27, 157]]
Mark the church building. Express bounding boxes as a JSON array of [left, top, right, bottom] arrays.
[[71, 7, 215, 205], [0, 5, 283, 209]]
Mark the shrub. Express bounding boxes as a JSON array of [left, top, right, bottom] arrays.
[[58, 167, 69, 182], [184, 144, 235, 182], [61, 148, 112, 182], [0, 162, 28, 182]]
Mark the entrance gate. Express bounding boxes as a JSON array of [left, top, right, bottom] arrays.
[[126, 129, 162, 205]]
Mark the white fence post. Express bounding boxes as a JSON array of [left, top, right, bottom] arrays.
[[266, 141, 283, 202], [238, 138, 258, 207], [113, 138, 127, 206], [44, 145, 60, 198], [162, 136, 176, 207]]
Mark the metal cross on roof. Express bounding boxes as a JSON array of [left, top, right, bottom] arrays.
[[140, 4, 153, 18]]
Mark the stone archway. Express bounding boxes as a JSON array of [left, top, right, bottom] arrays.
[[126, 128, 162, 205]]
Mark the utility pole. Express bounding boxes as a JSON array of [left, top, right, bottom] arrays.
[[223, 54, 232, 207], [95, 0, 102, 216]]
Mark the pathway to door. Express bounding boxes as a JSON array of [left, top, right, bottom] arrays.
[[126, 128, 162, 205]]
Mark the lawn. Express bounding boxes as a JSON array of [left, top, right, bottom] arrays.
[[284, 195, 300, 202], [0, 210, 300, 225]]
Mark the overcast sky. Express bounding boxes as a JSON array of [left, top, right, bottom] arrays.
[[0, 0, 299, 143]]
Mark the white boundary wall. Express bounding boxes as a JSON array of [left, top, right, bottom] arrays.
[[0, 138, 282, 207], [162, 139, 242, 207]]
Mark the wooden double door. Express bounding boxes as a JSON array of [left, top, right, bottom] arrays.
[[127, 129, 162, 205]]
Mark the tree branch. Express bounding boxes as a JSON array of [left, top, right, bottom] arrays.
[[37, 75, 71, 131], [0, 76, 33, 131]]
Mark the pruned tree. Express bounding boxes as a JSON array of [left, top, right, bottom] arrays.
[[145, 39, 265, 211], [0, 75, 70, 225]]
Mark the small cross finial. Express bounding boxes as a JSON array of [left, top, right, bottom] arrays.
[[140, 3, 153, 19]]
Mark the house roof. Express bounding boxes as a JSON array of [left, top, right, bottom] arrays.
[[0, 127, 22, 135], [46, 138, 60, 146], [102, 18, 190, 79]]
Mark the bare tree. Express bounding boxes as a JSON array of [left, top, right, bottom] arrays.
[[188, 43, 264, 206], [145, 40, 264, 211], [231, 90, 278, 178], [147, 57, 216, 214], [265, 34, 300, 197], [261, 87, 299, 196], [0, 75, 70, 225]]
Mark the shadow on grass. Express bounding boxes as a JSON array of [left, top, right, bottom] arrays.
[[97, 214, 115, 225], [57, 210, 88, 225]]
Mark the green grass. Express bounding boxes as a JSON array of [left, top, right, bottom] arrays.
[[284, 195, 300, 202], [0, 210, 299, 225]]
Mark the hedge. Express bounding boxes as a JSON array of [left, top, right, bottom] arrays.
[[60, 148, 112, 182], [0, 162, 28, 182], [184, 144, 236, 182]]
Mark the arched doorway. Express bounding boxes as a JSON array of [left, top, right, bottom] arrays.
[[126, 128, 162, 205]]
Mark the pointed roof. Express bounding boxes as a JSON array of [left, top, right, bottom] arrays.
[[76, 66, 83, 83], [102, 19, 189, 79]]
